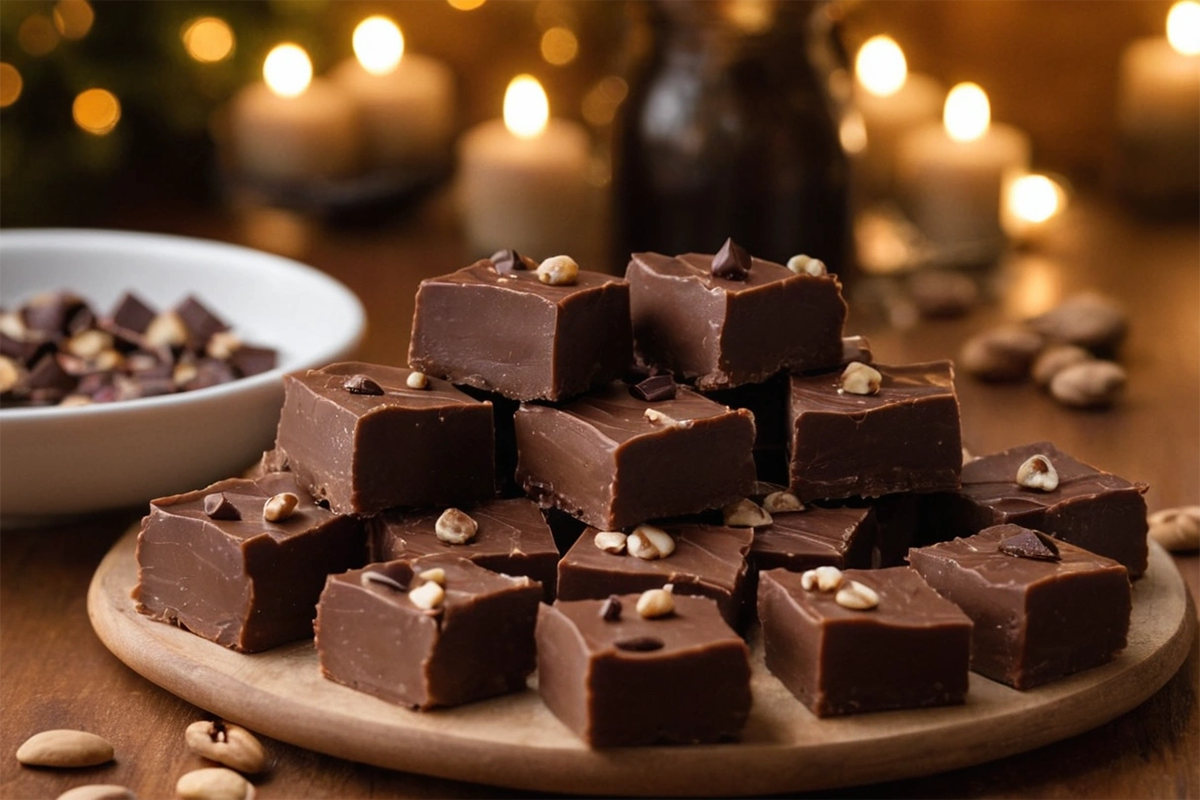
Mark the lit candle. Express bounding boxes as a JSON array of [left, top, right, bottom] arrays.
[[1001, 173, 1069, 243], [230, 44, 362, 183], [895, 83, 1031, 252], [1116, 1, 1200, 200], [457, 75, 595, 259], [851, 35, 942, 201], [331, 16, 455, 174]]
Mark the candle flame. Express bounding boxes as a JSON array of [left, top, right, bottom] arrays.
[[944, 82, 990, 142], [1167, 1, 1200, 55], [1008, 174, 1064, 224], [503, 74, 549, 139], [263, 44, 312, 98], [856, 35, 908, 97], [353, 16, 404, 76]]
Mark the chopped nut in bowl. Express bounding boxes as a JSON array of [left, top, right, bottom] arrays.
[[0, 229, 364, 526]]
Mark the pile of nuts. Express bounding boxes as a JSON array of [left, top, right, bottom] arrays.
[[959, 292, 1129, 409], [15, 718, 266, 799]]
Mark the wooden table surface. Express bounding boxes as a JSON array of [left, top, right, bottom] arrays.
[[2, 189, 1197, 799]]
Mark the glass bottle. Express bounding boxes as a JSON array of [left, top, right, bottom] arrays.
[[612, 0, 851, 277]]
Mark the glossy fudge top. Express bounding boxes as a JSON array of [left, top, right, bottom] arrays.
[[147, 472, 338, 544], [789, 360, 956, 413], [423, 259, 626, 301], [287, 362, 484, 413], [327, 553, 538, 610], [630, 251, 829, 294], [909, 523, 1128, 587], [959, 441, 1146, 515], [371, 498, 556, 560], [548, 593, 743, 654], [762, 566, 971, 629], [751, 506, 874, 564], [529, 382, 749, 445]]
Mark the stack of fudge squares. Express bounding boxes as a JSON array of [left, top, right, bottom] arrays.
[[135, 240, 1149, 747]]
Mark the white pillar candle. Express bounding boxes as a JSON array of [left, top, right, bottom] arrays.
[[895, 83, 1030, 250], [852, 36, 942, 200], [230, 44, 362, 183], [457, 75, 595, 260], [1115, 1, 1200, 199], [331, 16, 455, 174]]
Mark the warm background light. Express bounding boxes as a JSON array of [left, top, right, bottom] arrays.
[[0, 63, 23, 108], [72, 88, 120, 135], [856, 35, 908, 97], [540, 26, 579, 66], [581, 75, 627, 126], [18, 14, 60, 56], [353, 16, 404, 76], [839, 110, 869, 155], [263, 44, 313, 98], [944, 82, 990, 142], [447, 0, 486, 10], [52, 0, 93, 40], [182, 17, 234, 63], [1008, 174, 1063, 223], [1167, 0, 1200, 55], [503, 74, 549, 139]]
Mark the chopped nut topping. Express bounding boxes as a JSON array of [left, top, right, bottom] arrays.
[[0, 311, 26, 340], [536, 255, 579, 286], [203, 492, 241, 521], [800, 566, 844, 592], [1049, 360, 1126, 409], [786, 254, 827, 277], [1016, 455, 1059, 492], [92, 349, 124, 372], [626, 525, 675, 560], [835, 580, 879, 610], [173, 361, 199, 387], [206, 331, 242, 360], [59, 394, 93, 407], [435, 508, 478, 544], [405, 371, 430, 390], [762, 491, 803, 513], [66, 329, 113, 359], [343, 374, 384, 395], [635, 587, 675, 619], [144, 311, 188, 348], [409, 580, 445, 610], [263, 492, 300, 522], [1148, 506, 1200, 552], [599, 595, 622, 621], [418, 567, 446, 585], [0, 356, 19, 394], [643, 407, 693, 428], [361, 570, 407, 592], [593, 530, 628, 555], [839, 361, 882, 396], [722, 498, 773, 528]]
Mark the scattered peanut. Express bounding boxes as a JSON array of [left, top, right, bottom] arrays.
[[536, 255, 579, 286], [405, 371, 429, 390], [959, 325, 1044, 382], [762, 491, 803, 513], [66, 329, 113, 359], [0, 356, 19, 394], [722, 498, 773, 528], [839, 361, 882, 396], [786, 254, 827, 277], [262, 492, 299, 522], [800, 566, 844, 592], [1148, 506, 1200, 552], [144, 311, 188, 348], [1049, 360, 1126, 408], [593, 530, 628, 555], [835, 580, 880, 610], [56, 785, 136, 800], [409, 580, 445, 611], [1016, 455, 1059, 492], [1031, 344, 1093, 388], [184, 720, 266, 774], [626, 525, 675, 560], [1027, 292, 1128, 353], [635, 586, 675, 619], [175, 767, 255, 800], [434, 508, 478, 544], [417, 567, 446, 585], [643, 408, 692, 428], [206, 331, 242, 360], [16, 730, 113, 768]]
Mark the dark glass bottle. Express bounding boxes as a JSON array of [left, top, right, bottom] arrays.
[[612, 0, 851, 276]]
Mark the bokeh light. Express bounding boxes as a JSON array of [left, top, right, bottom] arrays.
[[263, 44, 313, 98], [353, 16, 404, 76], [182, 17, 235, 63], [581, 76, 628, 126], [447, 0, 486, 9], [540, 27, 578, 67], [943, 82, 990, 142], [73, 88, 121, 135], [0, 63, 23, 108], [504, 75, 549, 140], [52, 0, 94, 40], [1167, 1, 1200, 55], [19, 14, 60, 56], [856, 35, 907, 97]]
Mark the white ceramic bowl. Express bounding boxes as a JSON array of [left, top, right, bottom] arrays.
[[0, 229, 365, 526]]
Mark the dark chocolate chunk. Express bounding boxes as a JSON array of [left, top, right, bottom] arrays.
[[26, 353, 76, 393], [175, 295, 230, 352], [109, 292, 157, 334], [343, 374, 384, 395], [183, 359, 237, 391], [229, 345, 277, 377], [599, 595, 622, 621], [629, 374, 677, 402], [361, 570, 409, 592], [614, 635, 664, 652], [711, 238, 751, 281], [1, 331, 52, 365], [22, 292, 88, 336], [203, 492, 242, 521], [64, 306, 95, 336], [490, 249, 536, 274], [998, 528, 1061, 561]]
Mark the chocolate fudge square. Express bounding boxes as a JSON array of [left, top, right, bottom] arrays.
[[275, 362, 494, 515], [515, 382, 756, 529], [751, 505, 876, 574], [315, 554, 542, 709], [924, 441, 1149, 579], [787, 360, 962, 502], [536, 593, 751, 747], [626, 250, 846, 390], [558, 522, 754, 627], [408, 258, 632, 402], [758, 567, 972, 716], [370, 498, 560, 600], [135, 472, 366, 653], [909, 524, 1131, 689]]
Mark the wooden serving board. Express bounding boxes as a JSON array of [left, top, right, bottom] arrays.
[[88, 529, 1194, 797]]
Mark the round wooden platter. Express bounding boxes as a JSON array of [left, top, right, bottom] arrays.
[[89, 528, 1194, 797]]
